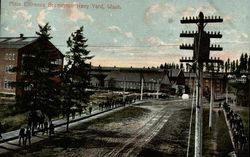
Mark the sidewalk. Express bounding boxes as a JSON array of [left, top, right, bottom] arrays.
[[0, 101, 144, 154]]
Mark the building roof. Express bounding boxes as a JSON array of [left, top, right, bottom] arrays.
[[0, 35, 64, 58], [104, 71, 170, 84], [167, 69, 183, 77], [0, 36, 38, 49]]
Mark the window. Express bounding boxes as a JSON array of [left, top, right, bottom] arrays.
[[51, 58, 63, 65], [5, 53, 16, 60], [24, 84, 32, 91], [5, 65, 14, 73], [4, 80, 14, 89]]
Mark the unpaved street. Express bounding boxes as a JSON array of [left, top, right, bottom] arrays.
[[2, 99, 192, 157]]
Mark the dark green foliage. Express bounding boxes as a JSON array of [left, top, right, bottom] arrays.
[[13, 23, 60, 120], [60, 26, 94, 131]]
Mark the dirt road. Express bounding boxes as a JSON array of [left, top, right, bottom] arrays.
[[2, 99, 192, 157]]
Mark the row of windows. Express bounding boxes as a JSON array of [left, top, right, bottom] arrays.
[[1, 80, 32, 91], [5, 53, 16, 61], [3, 80, 14, 90]]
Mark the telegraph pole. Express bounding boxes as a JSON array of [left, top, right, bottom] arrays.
[[180, 12, 223, 157]]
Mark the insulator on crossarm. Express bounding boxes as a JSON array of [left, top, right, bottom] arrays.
[[185, 31, 187, 34], [185, 17, 188, 20], [182, 17, 184, 20], [185, 57, 187, 60], [193, 17, 195, 20], [189, 16, 191, 20], [219, 16, 221, 19], [215, 16, 217, 19], [211, 57, 213, 60], [188, 57, 191, 60], [211, 44, 214, 47], [192, 31, 194, 34], [208, 16, 210, 19]]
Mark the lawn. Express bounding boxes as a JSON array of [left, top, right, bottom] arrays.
[[202, 108, 234, 157]]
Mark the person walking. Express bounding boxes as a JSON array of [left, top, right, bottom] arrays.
[[18, 128, 26, 146], [89, 102, 93, 115], [49, 122, 55, 136], [25, 128, 31, 145], [0, 122, 3, 139], [43, 121, 48, 135]]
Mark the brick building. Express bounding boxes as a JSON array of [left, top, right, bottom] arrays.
[[184, 72, 225, 99], [0, 35, 64, 96]]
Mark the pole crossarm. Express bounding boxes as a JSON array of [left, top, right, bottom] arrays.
[[180, 44, 194, 50], [180, 31, 222, 38], [180, 16, 223, 24]]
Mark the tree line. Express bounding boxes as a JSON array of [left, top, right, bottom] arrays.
[[160, 53, 250, 74]]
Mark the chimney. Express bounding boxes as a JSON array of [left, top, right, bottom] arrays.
[[20, 34, 24, 38]]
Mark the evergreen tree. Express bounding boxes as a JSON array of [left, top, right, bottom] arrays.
[[244, 53, 248, 71], [239, 53, 244, 71], [231, 60, 236, 73], [248, 56, 250, 72], [60, 26, 93, 131], [236, 59, 239, 71], [12, 23, 60, 133]]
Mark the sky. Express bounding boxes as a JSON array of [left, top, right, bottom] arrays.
[[1, 0, 249, 67]]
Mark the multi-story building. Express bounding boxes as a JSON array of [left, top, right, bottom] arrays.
[[184, 72, 225, 99], [0, 35, 64, 96]]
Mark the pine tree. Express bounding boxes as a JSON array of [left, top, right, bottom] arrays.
[[60, 26, 93, 132], [248, 56, 250, 72], [231, 61, 236, 73], [12, 23, 61, 133]]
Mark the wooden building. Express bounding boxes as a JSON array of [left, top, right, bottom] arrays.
[[0, 35, 64, 96]]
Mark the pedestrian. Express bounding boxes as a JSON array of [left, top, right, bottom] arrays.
[[49, 122, 55, 136], [89, 102, 93, 115], [219, 102, 221, 108], [19, 128, 26, 146], [25, 128, 31, 145], [218, 109, 221, 117], [233, 131, 239, 149], [43, 121, 48, 135], [239, 134, 247, 151], [0, 122, 3, 139]]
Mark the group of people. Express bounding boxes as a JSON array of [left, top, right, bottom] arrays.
[[18, 128, 31, 146], [18, 121, 55, 146], [98, 95, 139, 111], [223, 102, 248, 151]]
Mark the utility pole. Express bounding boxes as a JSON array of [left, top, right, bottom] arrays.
[[0, 0, 2, 36], [209, 68, 214, 131], [179, 12, 223, 157], [140, 76, 144, 101]]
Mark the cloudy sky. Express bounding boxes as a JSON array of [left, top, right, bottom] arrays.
[[1, 0, 249, 67]]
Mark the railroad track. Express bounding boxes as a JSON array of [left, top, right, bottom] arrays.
[[103, 105, 173, 157]]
